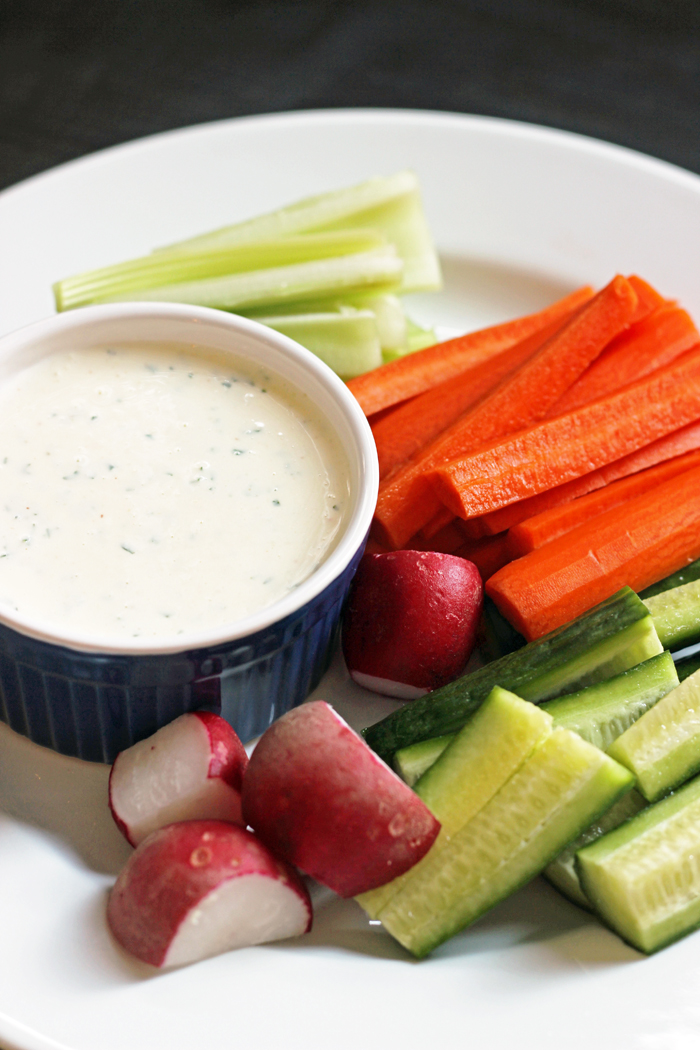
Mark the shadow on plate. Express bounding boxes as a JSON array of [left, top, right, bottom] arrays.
[[404, 254, 575, 338], [0, 721, 131, 875], [278, 876, 640, 969]]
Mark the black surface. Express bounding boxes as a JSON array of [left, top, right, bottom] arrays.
[[1, 0, 699, 192]]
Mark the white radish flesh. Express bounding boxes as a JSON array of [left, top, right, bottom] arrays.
[[107, 820, 312, 967], [109, 711, 248, 846]]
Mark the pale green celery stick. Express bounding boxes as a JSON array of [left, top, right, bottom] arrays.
[[246, 293, 409, 354], [382, 318, 437, 361], [92, 248, 403, 312], [357, 294, 407, 353], [406, 318, 438, 352], [53, 231, 385, 312], [253, 310, 382, 378], [159, 171, 442, 293]]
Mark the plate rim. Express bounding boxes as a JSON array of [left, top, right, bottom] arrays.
[[1, 106, 700, 1050]]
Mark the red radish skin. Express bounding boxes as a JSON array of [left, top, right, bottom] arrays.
[[341, 551, 483, 698], [242, 700, 441, 898], [107, 820, 312, 968], [109, 712, 248, 847]]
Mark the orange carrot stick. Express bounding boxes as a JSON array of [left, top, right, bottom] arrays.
[[420, 505, 456, 539], [464, 417, 700, 538], [372, 313, 574, 480], [373, 276, 638, 548], [346, 285, 594, 416], [454, 533, 512, 581], [547, 304, 699, 417], [427, 345, 700, 523], [486, 464, 700, 640], [508, 447, 700, 557], [405, 520, 466, 555], [626, 275, 666, 322]]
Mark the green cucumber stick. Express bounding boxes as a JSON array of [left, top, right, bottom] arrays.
[[544, 789, 647, 911], [53, 230, 385, 312], [91, 248, 403, 313], [363, 588, 662, 764], [608, 668, 700, 802], [159, 171, 443, 293], [380, 728, 633, 958], [393, 651, 678, 787], [643, 578, 700, 649], [358, 687, 552, 919], [577, 772, 700, 953]]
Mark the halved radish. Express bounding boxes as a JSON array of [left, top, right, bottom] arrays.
[[107, 820, 312, 967], [109, 712, 248, 846], [242, 700, 440, 897], [342, 550, 483, 698]]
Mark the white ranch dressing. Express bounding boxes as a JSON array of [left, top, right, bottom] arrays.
[[0, 343, 349, 640]]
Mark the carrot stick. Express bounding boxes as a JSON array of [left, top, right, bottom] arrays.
[[372, 313, 574, 480], [420, 505, 455, 539], [486, 464, 700, 640], [346, 285, 594, 416], [464, 417, 700, 538], [626, 275, 666, 322], [547, 304, 699, 417], [508, 447, 700, 556], [372, 276, 638, 548], [406, 520, 466, 554], [427, 344, 700, 523], [454, 533, 512, 581]]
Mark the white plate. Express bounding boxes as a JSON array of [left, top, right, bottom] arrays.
[[0, 109, 699, 1050]]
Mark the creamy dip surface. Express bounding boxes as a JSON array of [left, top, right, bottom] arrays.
[[0, 343, 349, 640]]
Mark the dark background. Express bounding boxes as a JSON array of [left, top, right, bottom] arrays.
[[1, 0, 699, 192]]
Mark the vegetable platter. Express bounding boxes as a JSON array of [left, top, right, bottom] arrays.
[[1, 109, 700, 1050]]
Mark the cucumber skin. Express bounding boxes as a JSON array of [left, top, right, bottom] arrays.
[[639, 556, 700, 601], [541, 651, 678, 752], [381, 732, 634, 957], [363, 588, 659, 763], [393, 735, 453, 787], [607, 668, 700, 803], [544, 789, 647, 911], [576, 773, 700, 953], [676, 648, 700, 682], [393, 651, 677, 786]]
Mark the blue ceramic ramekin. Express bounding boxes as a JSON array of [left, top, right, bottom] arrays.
[[0, 304, 378, 761]]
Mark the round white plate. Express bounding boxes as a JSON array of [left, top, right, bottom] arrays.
[[0, 109, 699, 1050]]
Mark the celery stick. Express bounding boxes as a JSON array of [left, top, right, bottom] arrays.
[[254, 310, 382, 378], [356, 294, 407, 353], [53, 231, 385, 312], [382, 318, 437, 361], [92, 248, 403, 313], [159, 172, 442, 293], [247, 293, 409, 355]]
